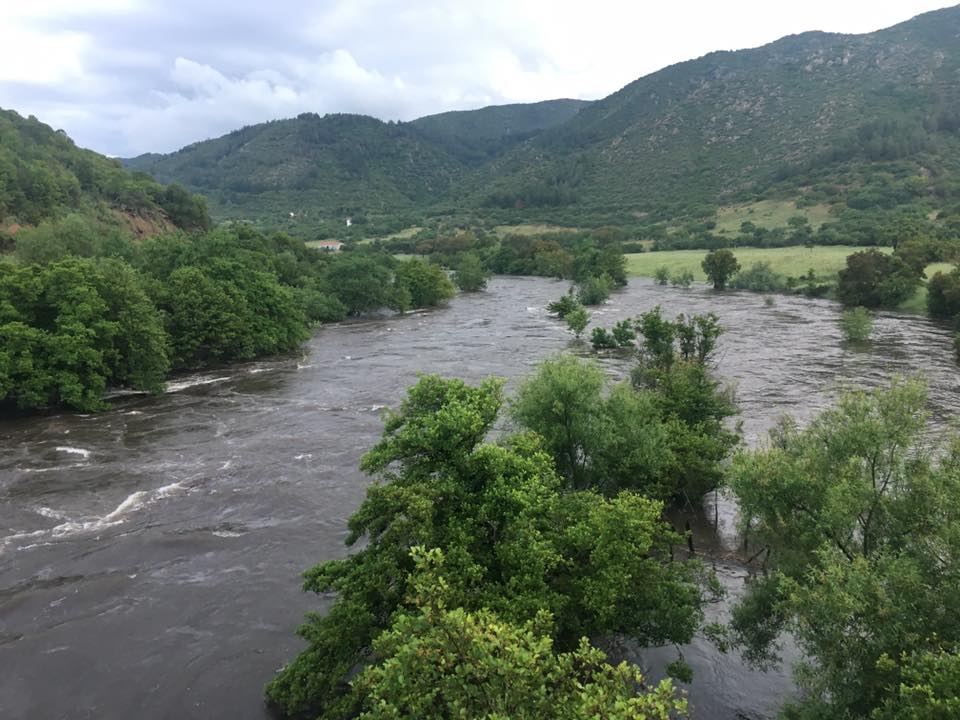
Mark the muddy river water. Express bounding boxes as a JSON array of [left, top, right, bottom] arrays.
[[2, 276, 958, 719]]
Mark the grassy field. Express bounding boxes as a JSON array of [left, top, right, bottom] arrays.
[[627, 246, 954, 315], [626, 246, 870, 281], [714, 200, 834, 234], [494, 223, 578, 237]]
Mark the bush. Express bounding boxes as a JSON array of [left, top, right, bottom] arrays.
[[577, 274, 613, 305], [701, 249, 740, 290], [611, 319, 636, 346], [654, 266, 670, 285], [591, 327, 618, 349], [670, 270, 695, 288], [566, 306, 590, 337], [547, 291, 579, 318], [836, 249, 921, 308], [731, 262, 786, 292], [840, 307, 873, 342]]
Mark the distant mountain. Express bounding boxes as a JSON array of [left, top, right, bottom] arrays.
[[410, 99, 591, 165], [0, 108, 209, 234], [124, 5, 960, 230], [125, 113, 466, 223], [124, 101, 591, 226], [476, 5, 960, 215]]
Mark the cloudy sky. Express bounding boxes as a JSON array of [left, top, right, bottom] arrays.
[[0, 0, 953, 157]]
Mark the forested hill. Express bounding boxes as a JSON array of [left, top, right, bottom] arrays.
[[125, 113, 468, 224], [409, 99, 591, 165], [124, 5, 960, 229], [0, 109, 209, 235], [123, 101, 590, 227], [476, 4, 960, 215]]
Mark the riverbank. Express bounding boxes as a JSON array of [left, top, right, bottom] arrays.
[[626, 247, 955, 314]]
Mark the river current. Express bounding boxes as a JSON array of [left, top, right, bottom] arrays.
[[2, 276, 958, 719]]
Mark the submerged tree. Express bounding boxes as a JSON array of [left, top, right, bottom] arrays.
[[354, 546, 688, 720], [727, 377, 960, 718], [701, 249, 740, 290], [267, 374, 706, 719]]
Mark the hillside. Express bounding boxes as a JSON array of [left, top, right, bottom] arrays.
[[409, 98, 591, 165], [125, 113, 468, 227], [0, 109, 209, 235], [477, 5, 960, 218], [124, 102, 590, 233], [123, 6, 960, 233]]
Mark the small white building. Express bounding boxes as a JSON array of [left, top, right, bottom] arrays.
[[345, 217, 353, 227]]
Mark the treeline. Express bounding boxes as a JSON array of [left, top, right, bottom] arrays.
[[0, 221, 455, 411], [376, 226, 628, 288], [0, 109, 209, 229]]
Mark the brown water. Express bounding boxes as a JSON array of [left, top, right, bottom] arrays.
[[2, 276, 958, 720]]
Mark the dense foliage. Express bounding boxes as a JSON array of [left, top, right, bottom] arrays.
[[839, 306, 874, 342], [0, 108, 209, 230], [728, 377, 960, 718], [836, 249, 922, 308], [0, 224, 459, 410], [267, 374, 707, 718], [354, 547, 687, 720]]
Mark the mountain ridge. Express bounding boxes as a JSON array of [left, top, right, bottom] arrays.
[[121, 5, 960, 233]]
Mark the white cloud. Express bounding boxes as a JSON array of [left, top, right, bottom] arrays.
[[0, 0, 953, 156]]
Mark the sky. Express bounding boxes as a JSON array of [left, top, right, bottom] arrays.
[[0, 1, 954, 157]]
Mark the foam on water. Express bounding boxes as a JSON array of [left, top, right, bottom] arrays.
[[55, 446, 91, 459], [2, 482, 187, 553], [165, 376, 230, 393]]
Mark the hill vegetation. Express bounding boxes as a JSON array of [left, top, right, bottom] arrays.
[[0, 109, 209, 236], [120, 6, 960, 243]]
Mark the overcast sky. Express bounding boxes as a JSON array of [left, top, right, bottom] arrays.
[[0, 1, 953, 157]]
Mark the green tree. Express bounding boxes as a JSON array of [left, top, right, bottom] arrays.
[[565, 305, 590, 337], [452, 252, 490, 292], [836, 249, 922, 308], [354, 547, 688, 720], [266, 374, 705, 719], [324, 254, 393, 314], [840, 306, 874, 342], [577, 273, 613, 305], [654, 266, 670, 285], [510, 354, 606, 489], [701, 249, 740, 290], [394, 258, 456, 308], [511, 354, 708, 502], [926, 269, 960, 320], [728, 377, 960, 718]]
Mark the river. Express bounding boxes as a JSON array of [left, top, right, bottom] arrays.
[[2, 276, 958, 720]]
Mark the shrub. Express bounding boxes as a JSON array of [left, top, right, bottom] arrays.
[[670, 270, 695, 288], [566, 306, 590, 337], [654, 266, 670, 285], [731, 262, 786, 292], [591, 327, 618, 349], [547, 291, 579, 318], [840, 306, 873, 342], [577, 274, 614, 305]]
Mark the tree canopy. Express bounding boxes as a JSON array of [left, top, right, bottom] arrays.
[[727, 377, 960, 718], [266, 373, 706, 719]]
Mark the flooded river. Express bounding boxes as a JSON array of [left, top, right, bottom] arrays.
[[2, 276, 958, 719]]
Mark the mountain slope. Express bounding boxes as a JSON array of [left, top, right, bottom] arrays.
[[123, 5, 960, 230], [410, 99, 591, 165], [126, 113, 466, 224], [124, 101, 592, 228], [0, 109, 209, 234], [478, 6, 960, 214]]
